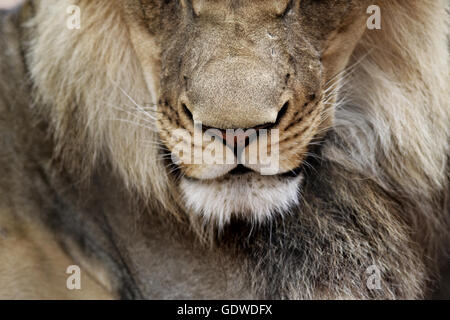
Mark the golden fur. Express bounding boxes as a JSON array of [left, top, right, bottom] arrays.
[[0, 0, 448, 299]]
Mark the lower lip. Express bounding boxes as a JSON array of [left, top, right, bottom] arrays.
[[227, 164, 302, 178], [228, 165, 253, 175]]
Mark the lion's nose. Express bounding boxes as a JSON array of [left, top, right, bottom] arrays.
[[181, 57, 289, 129]]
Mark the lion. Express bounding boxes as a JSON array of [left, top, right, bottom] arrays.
[[0, 0, 448, 299]]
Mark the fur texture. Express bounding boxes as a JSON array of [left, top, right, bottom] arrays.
[[0, 0, 448, 299]]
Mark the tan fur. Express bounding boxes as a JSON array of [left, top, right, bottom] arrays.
[[0, 207, 113, 299], [0, 0, 448, 299]]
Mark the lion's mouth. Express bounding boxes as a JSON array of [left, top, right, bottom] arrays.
[[167, 152, 304, 224], [228, 164, 253, 176], [189, 165, 304, 183], [180, 163, 304, 182], [158, 138, 307, 224], [160, 132, 310, 224]]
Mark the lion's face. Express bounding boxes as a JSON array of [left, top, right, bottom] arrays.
[[121, 0, 368, 224]]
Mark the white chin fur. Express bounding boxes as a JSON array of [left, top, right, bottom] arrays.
[[180, 173, 302, 228]]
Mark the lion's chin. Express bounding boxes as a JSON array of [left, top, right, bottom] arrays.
[[180, 172, 302, 228]]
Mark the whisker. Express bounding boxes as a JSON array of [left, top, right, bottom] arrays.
[[109, 79, 160, 120], [108, 104, 157, 126], [107, 118, 158, 132]]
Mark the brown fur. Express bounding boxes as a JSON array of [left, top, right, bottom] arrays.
[[0, 0, 448, 299]]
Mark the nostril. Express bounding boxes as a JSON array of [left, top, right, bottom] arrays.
[[182, 103, 194, 123], [254, 101, 289, 130], [285, 73, 291, 85], [275, 101, 289, 126]]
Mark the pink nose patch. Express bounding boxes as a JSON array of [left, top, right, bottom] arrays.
[[221, 130, 254, 150]]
